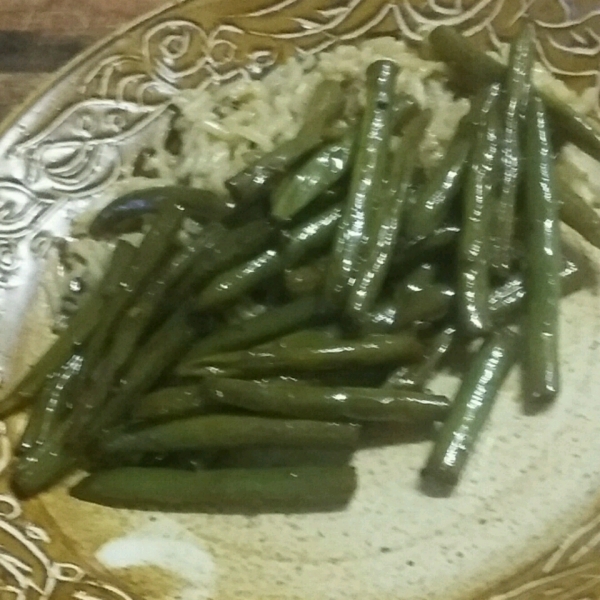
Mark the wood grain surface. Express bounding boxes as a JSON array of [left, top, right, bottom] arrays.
[[0, 0, 164, 118]]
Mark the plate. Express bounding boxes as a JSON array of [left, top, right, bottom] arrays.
[[2, 1, 600, 599]]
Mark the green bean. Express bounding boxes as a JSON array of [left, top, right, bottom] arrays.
[[131, 385, 217, 422], [18, 353, 83, 454], [0, 240, 136, 417], [71, 465, 357, 513], [429, 26, 600, 162], [490, 25, 534, 276], [12, 419, 79, 498], [100, 415, 360, 455], [225, 80, 344, 205], [89, 186, 233, 238], [178, 331, 423, 378], [326, 60, 399, 307], [194, 206, 340, 313], [523, 94, 562, 406], [347, 111, 432, 325], [205, 377, 450, 423], [386, 326, 456, 390], [182, 296, 325, 368], [458, 84, 501, 334], [421, 327, 518, 493]]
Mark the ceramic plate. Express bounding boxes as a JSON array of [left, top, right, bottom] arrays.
[[2, 1, 600, 599]]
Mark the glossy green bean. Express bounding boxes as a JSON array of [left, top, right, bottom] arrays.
[[12, 420, 79, 498], [18, 353, 83, 454], [347, 111, 431, 325], [523, 94, 562, 406], [178, 331, 424, 378], [429, 26, 600, 162], [326, 60, 399, 307], [458, 84, 501, 334], [225, 80, 344, 205], [205, 377, 450, 423], [100, 415, 360, 455], [421, 327, 518, 493], [131, 385, 216, 422], [71, 465, 357, 513], [490, 25, 534, 276]]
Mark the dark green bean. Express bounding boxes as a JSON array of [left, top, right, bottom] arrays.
[[205, 377, 450, 423], [490, 25, 534, 276], [523, 94, 562, 406], [89, 186, 233, 238], [347, 111, 431, 325], [0, 240, 136, 417], [421, 327, 518, 493], [385, 326, 456, 390], [458, 84, 501, 334], [214, 446, 351, 469], [100, 415, 360, 455], [225, 80, 344, 205], [392, 225, 460, 271], [18, 353, 83, 454], [429, 26, 600, 162], [131, 385, 216, 422], [183, 295, 325, 367], [178, 331, 424, 378], [326, 60, 399, 307], [71, 465, 357, 513], [12, 419, 79, 498]]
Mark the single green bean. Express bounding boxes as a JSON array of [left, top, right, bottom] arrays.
[[458, 84, 501, 334], [71, 465, 357, 513], [326, 60, 399, 307], [559, 184, 600, 250], [100, 415, 360, 455], [205, 377, 450, 423], [178, 331, 424, 378], [12, 419, 79, 498], [214, 446, 351, 469], [284, 256, 328, 297], [490, 25, 534, 276], [89, 186, 233, 238], [523, 94, 562, 406], [347, 111, 431, 325], [131, 385, 216, 422], [421, 327, 518, 493]]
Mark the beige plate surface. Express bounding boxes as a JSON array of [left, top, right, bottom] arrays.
[[3, 1, 600, 599]]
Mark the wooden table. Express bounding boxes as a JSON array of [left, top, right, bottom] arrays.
[[0, 0, 165, 119]]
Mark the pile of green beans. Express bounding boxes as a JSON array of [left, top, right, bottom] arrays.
[[4, 26, 600, 511]]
